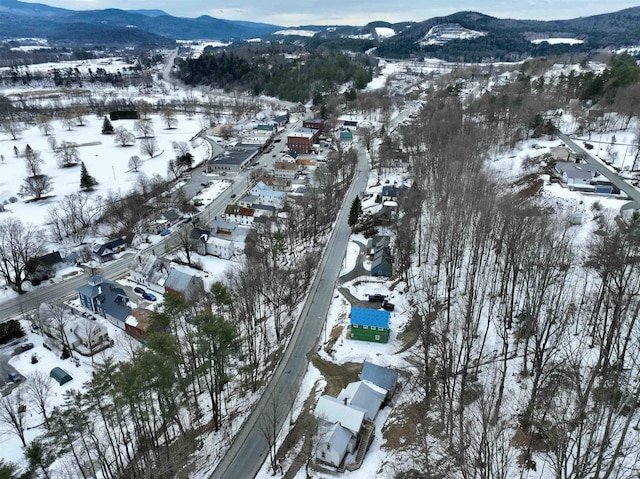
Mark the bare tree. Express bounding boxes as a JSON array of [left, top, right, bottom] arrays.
[[258, 390, 288, 475], [128, 155, 142, 172], [134, 119, 154, 139], [114, 126, 135, 147], [0, 217, 46, 292], [24, 144, 43, 176], [25, 370, 54, 427], [61, 111, 75, 131], [172, 140, 190, 157], [47, 135, 58, 152], [161, 109, 178, 129], [18, 174, 54, 201], [0, 117, 20, 140], [37, 114, 55, 136], [140, 137, 159, 158], [138, 100, 153, 119], [55, 141, 81, 168], [0, 386, 28, 447]]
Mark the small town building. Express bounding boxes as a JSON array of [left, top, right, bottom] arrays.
[[164, 269, 205, 303], [360, 361, 398, 401], [26, 251, 64, 283], [208, 144, 261, 173], [350, 307, 390, 343], [250, 181, 286, 208], [92, 237, 128, 263], [77, 275, 131, 329], [287, 127, 320, 154], [129, 253, 170, 293], [224, 205, 255, 225]]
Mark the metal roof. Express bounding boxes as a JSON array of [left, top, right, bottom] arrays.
[[350, 307, 390, 329], [314, 395, 365, 435], [361, 361, 398, 392]]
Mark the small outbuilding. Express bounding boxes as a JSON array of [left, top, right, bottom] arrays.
[[50, 367, 73, 385]]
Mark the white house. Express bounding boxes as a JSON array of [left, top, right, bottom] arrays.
[[129, 253, 170, 293], [206, 236, 234, 260], [250, 181, 286, 208], [224, 205, 255, 225]]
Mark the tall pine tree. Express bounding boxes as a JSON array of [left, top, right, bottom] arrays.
[[80, 162, 98, 190], [101, 116, 114, 134], [348, 196, 362, 227]]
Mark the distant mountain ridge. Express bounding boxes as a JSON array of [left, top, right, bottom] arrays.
[[1, 0, 640, 57], [0, 0, 281, 45]]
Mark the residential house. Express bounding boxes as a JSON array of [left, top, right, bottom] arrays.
[[77, 275, 131, 330], [224, 205, 255, 225], [314, 395, 365, 436], [63, 316, 110, 355], [554, 162, 618, 193], [314, 395, 365, 468], [252, 203, 276, 218], [92, 237, 128, 263], [191, 228, 234, 259], [250, 181, 286, 208], [337, 381, 386, 421], [260, 176, 291, 192], [125, 308, 152, 342], [381, 184, 408, 202], [210, 218, 237, 238], [360, 361, 399, 401], [371, 247, 393, 277], [316, 422, 357, 469], [367, 235, 390, 258], [238, 194, 259, 208], [148, 209, 182, 235], [190, 227, 212, 256], [129, 253, 170, 293], [207, 236, 234, 260], [26, 251, 64, 283], [164, 269, 205, 303], [253, 215, 273, 234], [350, 307, 390, 343], [273, 161, 297, 179]]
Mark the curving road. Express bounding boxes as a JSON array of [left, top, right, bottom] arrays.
[[559, 132, 640, 208], [211, 143, 370, 479]]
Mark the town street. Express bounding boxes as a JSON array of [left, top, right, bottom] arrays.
[[211, 142, 370, 479]]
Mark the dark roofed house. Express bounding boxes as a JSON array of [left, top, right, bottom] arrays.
[[77, 275, 131, 329], [381, 184, 408, 202], [371, 247, 393, 278], [190, 227, 211, 256], [26, 251, 64, 283], [92, 237, 128, 263]]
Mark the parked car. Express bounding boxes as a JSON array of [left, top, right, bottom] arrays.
[[160, 228, 171, 236], [142, 292, 157, 301], [368, 294, 386, 302], [134, 286, 146, 295], [13, 343, 34, 355], [382, 301, 395, 312], [182, 217, 192, 223], [7, 372, 21, 383], [230, 193, 236, 199], [274, 138, 281, 143]]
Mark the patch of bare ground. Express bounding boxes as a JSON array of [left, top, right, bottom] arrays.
[[324, 324, 343, 354], [382, 401, 419, 450], [309, 353, 361, 397], [511, 173, 545, 198]]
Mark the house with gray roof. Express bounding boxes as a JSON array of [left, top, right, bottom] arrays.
[[316, 422, 357, 469], [250, 181, 286, 208], [164, 269, 205, 303], [314, 395, 365, 435], [338, 381, 386, 421], [77, 275, 131, 329], [238, 194, 259, 208], [129, 253, 170, 293], [208, 144, 260, 173], [361, 361, 398, 400]]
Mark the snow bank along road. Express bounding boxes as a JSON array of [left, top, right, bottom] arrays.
[[211, 142, 370, 479]]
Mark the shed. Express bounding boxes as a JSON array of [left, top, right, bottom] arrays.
[[50, 367, 73, 385], [350, 307, 390, 343]]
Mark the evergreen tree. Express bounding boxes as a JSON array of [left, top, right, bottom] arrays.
[[79, 162, 97, 190], [101, 116, 114, 135], [348, 196, 362, 227]]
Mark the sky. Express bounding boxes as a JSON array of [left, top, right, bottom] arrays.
[[21, 0, 640, 27]]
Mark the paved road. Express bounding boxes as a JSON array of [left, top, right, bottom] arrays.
[[559, 132, 640, 207], [211, 142, 370, 479]]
